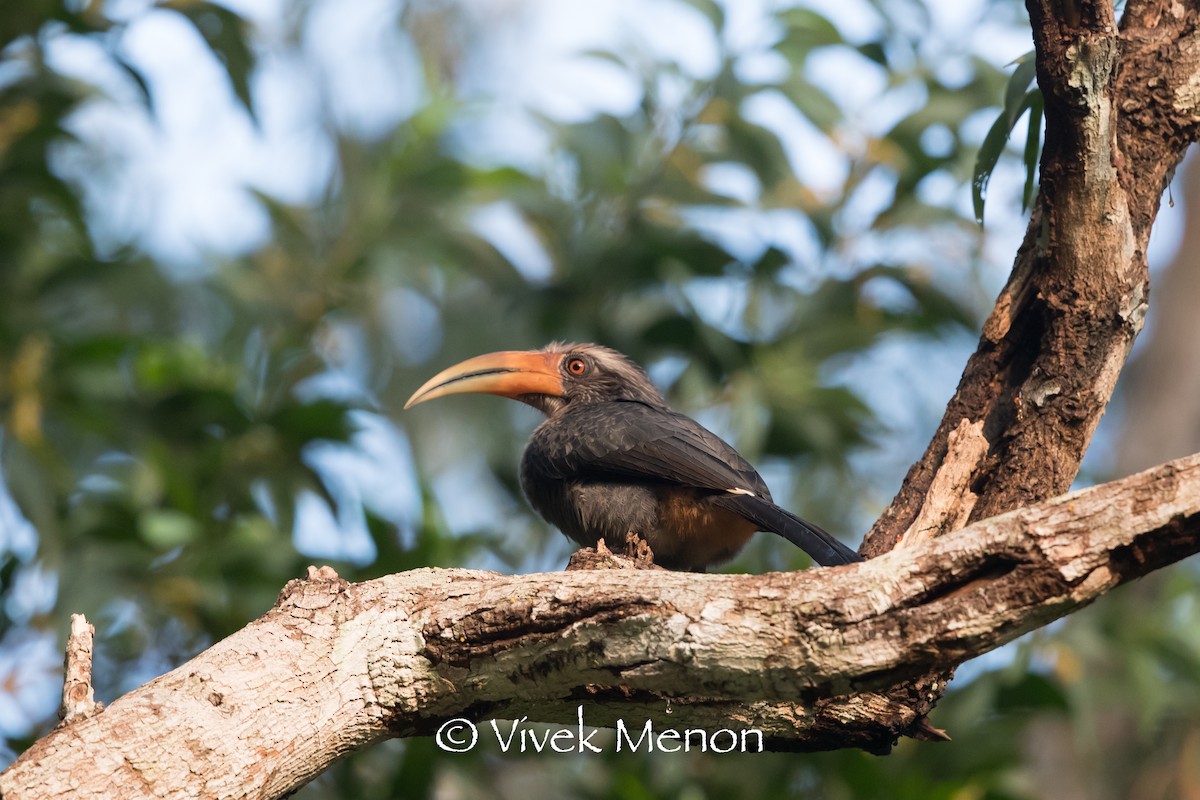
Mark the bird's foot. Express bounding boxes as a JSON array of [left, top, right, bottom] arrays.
[[622, 531, 656, 567], [566, 537, 659, 571]]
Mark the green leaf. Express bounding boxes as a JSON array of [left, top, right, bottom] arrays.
[[777, 8, 842, 50], [577, 49, 628, 69], [785, 76, 843, 131], [268, 399, 353, 444], [160, 0, 256, 120], [993, 672, 1070, 714], [139, 509, 201, 550], [1022, 91, 1043, 210], [113, 55, 155, 113], [724, 115, 794, 187], [973, 56, 1042, 223], [774, 11, 842, 68], [751, 246, 790, 277], [857, 41, 888, 67], [972, 110, 1010, 224], [1003, 57, 1038, 128], [683, 0, 724, 31], [972, 88, 1040, 224]]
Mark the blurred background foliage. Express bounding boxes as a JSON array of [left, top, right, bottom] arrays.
[[1, 0, 1199, 798]]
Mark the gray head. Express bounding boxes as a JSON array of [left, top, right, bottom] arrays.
[[404, 341, 668, 416]]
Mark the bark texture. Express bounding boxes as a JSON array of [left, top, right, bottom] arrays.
[[863, 0, 1200, 555], [58, 615, 101, 726], [3, 454, 1200, 800]]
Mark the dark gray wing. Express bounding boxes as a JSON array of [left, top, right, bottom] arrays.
[[526, 400, 770, 497]]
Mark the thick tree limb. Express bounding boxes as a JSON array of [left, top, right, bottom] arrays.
[[4, 453, 1199, 799]]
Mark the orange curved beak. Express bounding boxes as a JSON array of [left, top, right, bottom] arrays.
[[404, 350, 565, 409]]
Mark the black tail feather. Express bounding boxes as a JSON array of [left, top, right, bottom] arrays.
[[712, 494, 863, 566]]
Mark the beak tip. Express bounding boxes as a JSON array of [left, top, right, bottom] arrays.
[[403, 350, 564, 410]]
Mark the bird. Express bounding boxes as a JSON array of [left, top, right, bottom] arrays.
[[404, 342, 862, 571]]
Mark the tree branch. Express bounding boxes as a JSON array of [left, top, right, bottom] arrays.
[[864, 1, 1199, 557], [4, 453, 1199, 799]]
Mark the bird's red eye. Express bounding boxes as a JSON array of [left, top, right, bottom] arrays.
[[566, 357, 587, 375]]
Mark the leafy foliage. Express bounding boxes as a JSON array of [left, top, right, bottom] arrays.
[[973, 52, 1042, 223]]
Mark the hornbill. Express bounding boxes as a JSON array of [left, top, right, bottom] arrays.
[[405, 343, 862, 570]]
